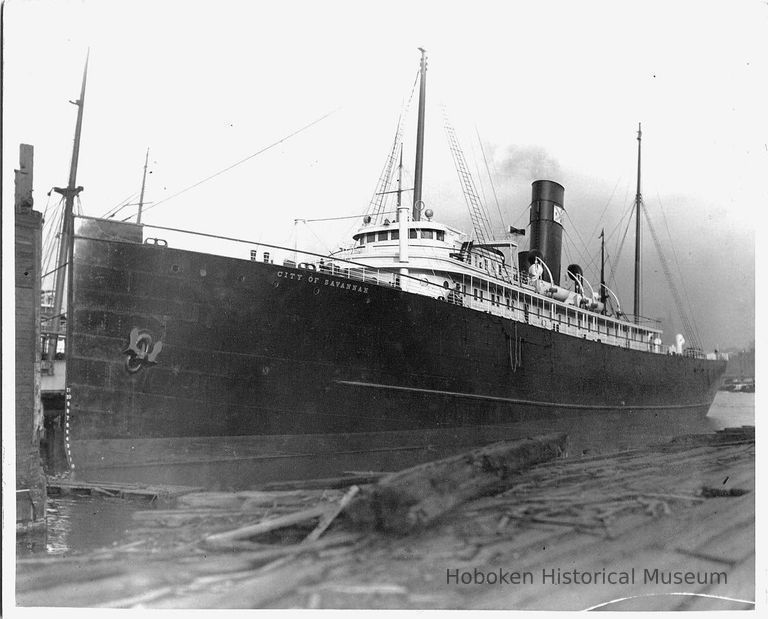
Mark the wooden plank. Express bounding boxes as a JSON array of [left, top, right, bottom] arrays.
[[345, 434, 567, 532], [203, 504, 333, 548], [259, 473, 383, 491], [47, 479, 203, 499], [304, 485, 360, 542]]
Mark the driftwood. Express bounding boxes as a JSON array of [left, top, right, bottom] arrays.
[[260, 473, 385, 491], [304, 485, 360, 543], [203, 504, 332, 548], [345, 433, 567, 533]]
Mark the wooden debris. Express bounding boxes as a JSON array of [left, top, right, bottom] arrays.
[[17, 432, 754, 610], [259, 473, 385, 491], [203, 504, 333, 549], [700, 486, 750, 498], [345, 433, 567, 532], [304, 485, 360, 543], [47, 479, 202, 501]]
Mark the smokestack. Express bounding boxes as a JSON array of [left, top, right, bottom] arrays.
[[529, 180, 565, 284]]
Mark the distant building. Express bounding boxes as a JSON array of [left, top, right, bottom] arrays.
[[724, 347, 755, 379]]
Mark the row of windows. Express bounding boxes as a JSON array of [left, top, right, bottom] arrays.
[[357, 228, 445, 245], [450, 278, 648, 340]]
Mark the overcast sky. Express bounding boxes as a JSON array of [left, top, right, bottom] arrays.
[[4, 0, 765, 350]]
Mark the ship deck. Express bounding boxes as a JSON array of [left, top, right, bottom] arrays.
[[16, 428, 755, 610]]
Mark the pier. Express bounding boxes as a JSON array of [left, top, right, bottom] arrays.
[[16, 427, 754, 610]]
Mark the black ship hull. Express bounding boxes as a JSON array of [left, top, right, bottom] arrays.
[[64, 222, 726, 488]]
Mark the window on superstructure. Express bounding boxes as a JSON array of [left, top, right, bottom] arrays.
[[391, 230, 399, 240], [366, 233, 376, 243], [422, 230, 434, 240], [358, 236, 365, 246], [377, 231, 388, 241], [437, 231, 445, 241], [479, 289, 484, 301], [409, 229, 418, 239]]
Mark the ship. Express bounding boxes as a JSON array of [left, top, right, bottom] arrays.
[[43, 50, 726, 488]]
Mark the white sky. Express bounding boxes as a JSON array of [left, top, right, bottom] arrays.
[[3, 0, 765, 350]]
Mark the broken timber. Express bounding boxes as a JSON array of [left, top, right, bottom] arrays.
[[345, 433, 567, 532], [47, 479, 202, 501]]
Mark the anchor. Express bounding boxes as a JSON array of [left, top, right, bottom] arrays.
[[122, 327, 163, 373]]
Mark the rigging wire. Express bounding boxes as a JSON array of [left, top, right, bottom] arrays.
[[101, 190, 140, 219], [475, 126, 507, 236], [41, 194, 61, 269], [643, 205, 703, 350], [562, 230, 598, 289], [563, 211, 596, 271], [301, 221, 336, 257], [40, 188, 55, 222], [509, 201, 531, 230], [123, 108, 339, 222], [303, 211, 397, 224], [654, 192, 702, 340], [41, 200, 65, 283], [470, 139, 490, 210], [586, 177, 622, 246], [608, 200, 637, 293], [605, 194, 634, 250], [366, 68, 420, 224]]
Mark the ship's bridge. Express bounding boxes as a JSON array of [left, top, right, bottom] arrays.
[[340, 218, 518, 286]]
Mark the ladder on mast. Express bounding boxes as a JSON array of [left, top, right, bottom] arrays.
[[442, 106, 494, 245]]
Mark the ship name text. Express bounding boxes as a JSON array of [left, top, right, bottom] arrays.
[[276, 270, 369, 294]]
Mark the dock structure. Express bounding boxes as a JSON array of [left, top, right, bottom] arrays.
[[15, 428, 754, 610], [15, 144, 47, 533]]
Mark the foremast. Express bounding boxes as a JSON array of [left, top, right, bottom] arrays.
[[46, 52, 89, 363], [412, 48, 427, 222]]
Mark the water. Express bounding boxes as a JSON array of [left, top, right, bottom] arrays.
[[16, 494, 151, 556], [18, 391, 754, 557], [705, 390, 755, 429]]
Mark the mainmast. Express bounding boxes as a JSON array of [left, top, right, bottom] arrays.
[[633, 123, 642, 323], [396, 143, 404, 208], [412, 48, 427, 222], [600, 228, 607, 308], [47, 52, 88, 362], [137, 147, 150, 224]]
